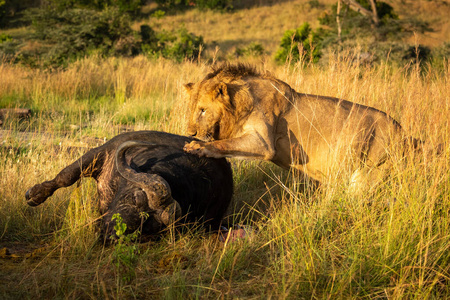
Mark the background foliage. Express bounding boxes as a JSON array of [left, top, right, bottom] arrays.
[[274, 22, 322, 64], [26, 7, 135, 67], [1, 0, 448, 68]]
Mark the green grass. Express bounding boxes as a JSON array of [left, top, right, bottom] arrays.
[[0, 53, 449, 298]]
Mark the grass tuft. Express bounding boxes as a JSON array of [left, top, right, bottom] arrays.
[[0, 53, 449, 298]]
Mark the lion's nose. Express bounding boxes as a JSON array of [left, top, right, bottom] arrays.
[[187, 129, 197, 137]]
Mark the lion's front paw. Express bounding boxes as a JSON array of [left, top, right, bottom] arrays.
[[183, 141, 206, 157]]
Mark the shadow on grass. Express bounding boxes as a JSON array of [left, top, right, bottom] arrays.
[[224, 159, 319, 226]]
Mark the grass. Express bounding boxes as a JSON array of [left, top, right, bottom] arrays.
[[141, 0, 331, 57], [140, 0, 450, 60], [0, 52, 449, 299]]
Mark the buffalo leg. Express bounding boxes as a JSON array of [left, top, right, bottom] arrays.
[[25, 147, 106, 206]]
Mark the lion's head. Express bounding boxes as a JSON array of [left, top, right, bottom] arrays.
[[184, 80, 232, 141], [184, 64, 256, 141]]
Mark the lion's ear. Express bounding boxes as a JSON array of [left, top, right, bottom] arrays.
[[215, 82, 228, 99], [184, 83, 194, 94]]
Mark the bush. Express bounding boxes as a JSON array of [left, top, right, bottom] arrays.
[[194, 0, 233, 10], [151, 9, 166, 19], [0, 0, 5, 21], [401, 45, 431, 63], [49, 0, 143, 15], [433, 42, 450, 63], [317, 0, 430, 44], [1, 6, 205, 67], [141, 27, 204, 62], [319, 0, 397, 28], [28, 7, 135, 67], [0, 0, 41, 27], [154, 0, 184, 9], [0, 33, 12, 43], [235, 42, 265, 58], [275, 22, 321, 64], [154, 0, 232, 11]]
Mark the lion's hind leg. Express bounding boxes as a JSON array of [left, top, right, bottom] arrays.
[[348, 165, 389, 198]]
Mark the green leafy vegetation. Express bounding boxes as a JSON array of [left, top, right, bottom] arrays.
[[234, 42, 265, 58], [0, 1, 449, 298], [111, 213, 141, 285], [27, 7, 135, 67], [154, 0, 233, 11], [1, 52, 449, 298], [0, 1, 206, 67], [48, 0, 144, 14], [275, 22, 322, 64], [141, 26, 204, 62], [315, 0, 436, 65], [0, 0, 448, 67], [0, 33, 11, 43]]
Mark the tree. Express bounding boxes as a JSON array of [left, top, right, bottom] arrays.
[[328, 0, 399, 43], [341, 0, 379, 26]]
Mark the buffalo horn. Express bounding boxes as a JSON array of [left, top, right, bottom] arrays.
[[115, 141, 182, 225]]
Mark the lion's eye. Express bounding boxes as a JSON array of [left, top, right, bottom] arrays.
[[200, 108, 206, 116]]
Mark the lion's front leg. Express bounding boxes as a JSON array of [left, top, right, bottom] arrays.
[[183, 140, 225, 158], [184, 134, 275, 161]]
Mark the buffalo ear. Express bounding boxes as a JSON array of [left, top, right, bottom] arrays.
[[215, 82, 228, 99], [183, 82, 194, 94]]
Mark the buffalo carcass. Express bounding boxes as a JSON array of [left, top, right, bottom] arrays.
[[25, 131, 234, 238]]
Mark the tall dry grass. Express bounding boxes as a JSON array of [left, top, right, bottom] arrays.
[[0, 56, 209, 137], [0, 54, 449, 298]]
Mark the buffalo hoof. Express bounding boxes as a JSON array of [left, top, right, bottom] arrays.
[[25, 183, 53, 206]]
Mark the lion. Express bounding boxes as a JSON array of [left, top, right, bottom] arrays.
[[183, 63, 423, 192]]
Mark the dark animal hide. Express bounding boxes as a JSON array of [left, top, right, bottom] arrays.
[[25, 131, 233, 239]]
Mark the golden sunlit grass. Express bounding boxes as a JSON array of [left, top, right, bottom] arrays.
[[139, 0, 450, 59], [0, 52, 449, 298], [142, 0, 335, 57]]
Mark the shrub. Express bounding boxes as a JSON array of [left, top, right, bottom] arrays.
[[28, 7, 135, 67], [111, 213, 141, 285], [154, 0, 232, 11], [0, 33, 12, 43], [154, 0, 184, 9], [275, 22, 321, 64], [319, 0, 397, 28], [141, 27, 204, 62], [2, 6, 204, 67], [151, 9, 166, 19], [401, 45, 431, 63], [49, 0, 143, 15], [0, 0, 42, 27], [317, 0, 430, 43], [0, 0, 5, 20], [235, 42, 265, 58], [193, 0, 233, 10], [433, 42, 450, 63]]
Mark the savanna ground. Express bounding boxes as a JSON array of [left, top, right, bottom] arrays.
[[1, 53, 449, 299], [1, 1, 450, 299]]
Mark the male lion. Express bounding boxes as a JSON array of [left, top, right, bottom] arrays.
[[183, 63, 423, 192]]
